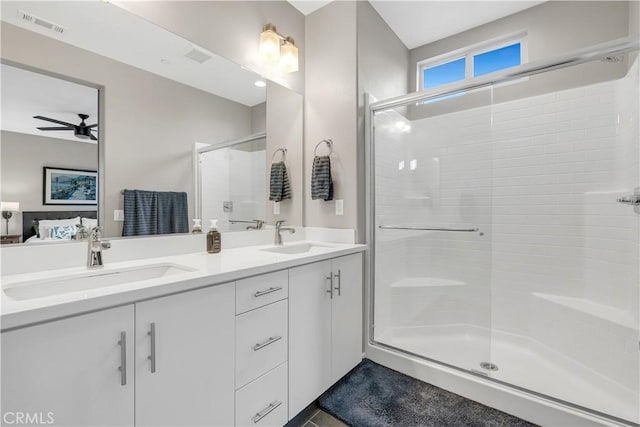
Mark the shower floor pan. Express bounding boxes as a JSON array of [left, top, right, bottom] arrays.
[[376, 324, 639, 424]]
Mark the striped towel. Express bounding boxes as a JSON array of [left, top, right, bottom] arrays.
[[311, 156, 333, 201], [269, 162, 291, 202], [122, 190, 189, 236]]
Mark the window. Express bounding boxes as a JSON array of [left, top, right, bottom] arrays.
[[473, 42, 521, 77], [417, 33, 527, 91], [423, 57, 465, 89]]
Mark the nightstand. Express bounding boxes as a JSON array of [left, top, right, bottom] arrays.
[[1, 234, 21, 245]]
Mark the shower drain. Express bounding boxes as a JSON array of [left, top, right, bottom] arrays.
[[480, 362, 499, 371]]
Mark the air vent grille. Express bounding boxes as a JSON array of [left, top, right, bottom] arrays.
[[184, 46, 212, 64], [17, 10, 66, 35]]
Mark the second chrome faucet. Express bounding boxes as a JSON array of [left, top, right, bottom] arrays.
[[274, 220, 295, 246], [88, 226, 111, 268]]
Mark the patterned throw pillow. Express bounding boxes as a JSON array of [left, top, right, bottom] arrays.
[[50, 225, 77, 240]]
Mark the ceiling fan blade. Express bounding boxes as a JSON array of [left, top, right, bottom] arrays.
[[33, 115, 76, 127], [37, 126, 74, 131], [87, 123, 98, 129], [89, 134, 98, 141]]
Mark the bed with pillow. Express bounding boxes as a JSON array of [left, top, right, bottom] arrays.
[[22, 211, 98, 243]]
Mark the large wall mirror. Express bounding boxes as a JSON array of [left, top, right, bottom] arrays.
[[0, 1, 303, 245]]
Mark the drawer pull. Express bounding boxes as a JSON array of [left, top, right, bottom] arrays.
[[254, 287, 283, 298], [252, 400, 282, 423], [252, 336, 282, 351]]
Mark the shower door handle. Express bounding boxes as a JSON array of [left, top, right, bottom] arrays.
[[616, 188, 640, 205], [379, 225, 480, 232]]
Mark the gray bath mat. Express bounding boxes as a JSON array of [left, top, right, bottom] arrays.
[[318, 359, 537, 427]]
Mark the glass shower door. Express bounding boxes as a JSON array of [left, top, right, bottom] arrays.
[[487, 56, 640, 424], [372, 86, 494, 374]]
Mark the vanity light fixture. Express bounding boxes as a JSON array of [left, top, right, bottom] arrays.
[[1, 201, 20, 235], [259, 23, 299, 73], [280, 37, 299, 73]]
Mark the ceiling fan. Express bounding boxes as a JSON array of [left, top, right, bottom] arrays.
[[33, 113, 98, 141]]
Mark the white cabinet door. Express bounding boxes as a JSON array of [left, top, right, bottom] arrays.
[[288, 260, 332, 419], [331, 253, 364, 382], [135, 283, 235, 427], [1, 305, 135, 427]]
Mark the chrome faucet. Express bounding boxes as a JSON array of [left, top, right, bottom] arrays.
[[274, 220, 295, 246], [246, 219, 265, 230], [88, 226, 111, 268]]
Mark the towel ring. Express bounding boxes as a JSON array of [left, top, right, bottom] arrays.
[[314, 139, 333, 157], [271, 148, 287, 163]]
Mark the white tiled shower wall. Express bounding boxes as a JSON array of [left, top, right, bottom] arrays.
[[373, 59, 639, 391], [200, 146, 266, 230]]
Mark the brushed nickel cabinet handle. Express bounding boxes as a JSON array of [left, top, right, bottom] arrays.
[[252, 400, 282, 423], [118, 331, 127, 386], [334, 269, 342, 296], [254, 287, 283, 297], [252, 336, 282, 351], [148, 323, 156, 373], [326, 274, 333, 299]]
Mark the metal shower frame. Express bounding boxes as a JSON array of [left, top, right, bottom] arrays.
[[364, 36, 640, 426]]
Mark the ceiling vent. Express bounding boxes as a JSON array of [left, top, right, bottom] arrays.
[[17, 10, 66, 35], [183, 46, 212, 64]]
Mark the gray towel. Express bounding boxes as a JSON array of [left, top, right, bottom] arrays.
[[123, 190, 189, 237], [269, 161, 291, 202], [311, 156, 333, 201]]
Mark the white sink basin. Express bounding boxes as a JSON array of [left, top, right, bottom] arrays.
[[261, 242, 336, 255], [3, 263, 196, 301]]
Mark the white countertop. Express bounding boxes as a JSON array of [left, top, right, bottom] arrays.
[[1, 241, 366, 331]]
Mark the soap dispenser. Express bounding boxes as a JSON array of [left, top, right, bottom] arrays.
[[207, 219, 221, 253]]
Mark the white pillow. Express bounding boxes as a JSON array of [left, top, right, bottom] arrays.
[[37, 217, 81, 239], [81, 217, 98, 229]]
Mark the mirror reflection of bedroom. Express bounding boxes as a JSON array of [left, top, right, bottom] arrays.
[[0, 63, 99, 245]]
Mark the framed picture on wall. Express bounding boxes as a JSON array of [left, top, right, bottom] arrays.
[[43, 167, 97, 205]]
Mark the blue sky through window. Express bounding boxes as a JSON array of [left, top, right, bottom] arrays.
[[473, 43, 521, 77], [423, 58, 465, 90]]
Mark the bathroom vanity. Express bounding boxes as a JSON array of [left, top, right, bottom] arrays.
[[1, 239, 365, 427]]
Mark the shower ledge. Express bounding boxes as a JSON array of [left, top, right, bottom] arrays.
[[533, 292, 636, 329], [391, 277, 466, 288]]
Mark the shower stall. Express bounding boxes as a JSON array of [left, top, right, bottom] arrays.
[[367, 37, 640, 425]]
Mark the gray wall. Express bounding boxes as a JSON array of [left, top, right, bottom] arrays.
[[0, 131, 98, 236], [630, 0, 640, 66], [303, 1, 410, 241], [114, 1, 305, 95], [266, 82, 303, 226], [1, 22, 253, 238], [304, 1, 358, 232], [251, 102, 267, 134], [356, 1, 410, 239], [409, 1, 630, 110]]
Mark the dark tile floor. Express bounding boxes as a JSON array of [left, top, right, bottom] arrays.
[[304, 409, 349, 427], [293, 404, 348, 427]]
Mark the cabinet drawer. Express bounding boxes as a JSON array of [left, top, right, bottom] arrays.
[[236, 363, 288, 427], [236, 270, 288, 314], [236, 300, 287, 388]]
